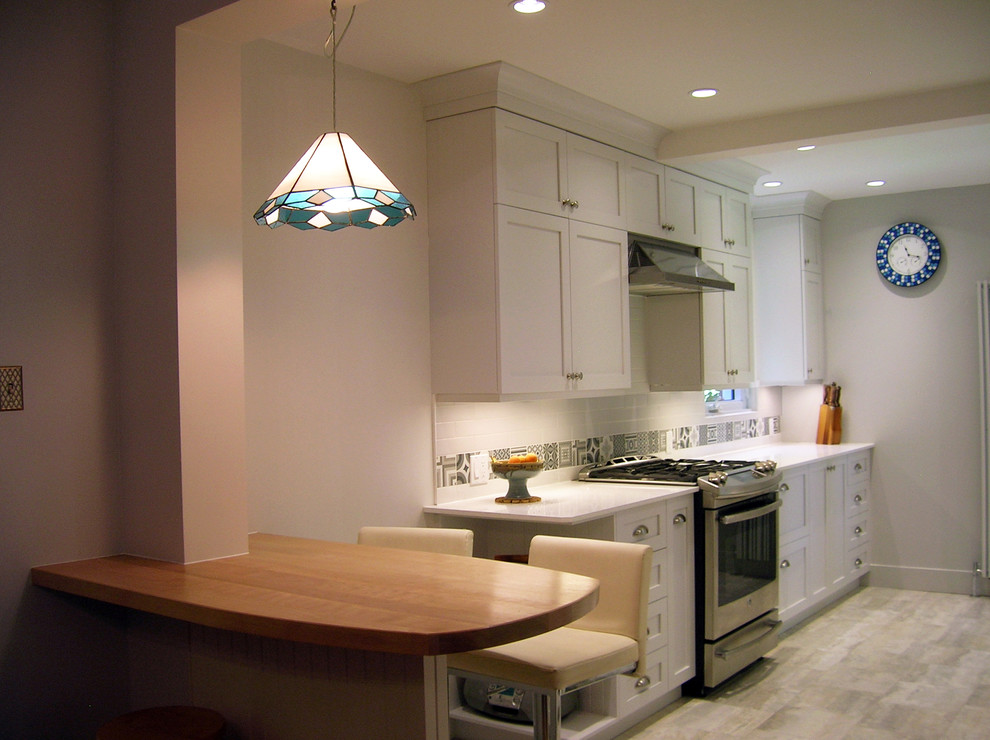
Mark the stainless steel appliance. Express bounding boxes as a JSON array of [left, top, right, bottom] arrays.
[[579, 456, 783, 692]]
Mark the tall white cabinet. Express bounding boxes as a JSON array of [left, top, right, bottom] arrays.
[[753, 192, 829, 385]]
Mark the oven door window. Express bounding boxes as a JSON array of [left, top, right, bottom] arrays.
[[717, 493, 778, 607]]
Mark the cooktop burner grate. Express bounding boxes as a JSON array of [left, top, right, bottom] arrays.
[[580, 456, 754, 484]]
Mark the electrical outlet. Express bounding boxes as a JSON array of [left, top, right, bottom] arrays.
[[469, 453, 491, 486], [1, 366, 24, 411]]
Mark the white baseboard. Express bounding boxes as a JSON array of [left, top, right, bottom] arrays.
[[868, 564, 990, 596]]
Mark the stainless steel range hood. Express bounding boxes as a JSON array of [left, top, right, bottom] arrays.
[[628, 234, 734, 295]]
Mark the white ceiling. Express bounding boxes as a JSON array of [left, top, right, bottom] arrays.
[[269, 0, 990, 202]]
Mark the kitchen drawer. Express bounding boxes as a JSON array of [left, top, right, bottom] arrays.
[[846, 482, 870, 517], [846, 512, 869, 550], [846, 452, 870, 486], [779, 471, 809, 544], [849, 542, 870, 577], [615, 646, 668, 716], [648, 546, 669, 602], [646, 596, 668, 653], [615, 503, 667, 549]]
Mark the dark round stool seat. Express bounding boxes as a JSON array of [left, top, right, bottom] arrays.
[[96, 706, 225, 740]]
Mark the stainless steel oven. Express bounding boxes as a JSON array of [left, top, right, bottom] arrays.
[[699, 470, 783, 690], [580, 455, 783, 692]]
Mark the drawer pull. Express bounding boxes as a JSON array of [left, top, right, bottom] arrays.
[[632, 525, 649, 537], [854, 462, 864, 472], [780, 559, 791, 569], [634, 676, 651, 689], [672, 513, 687, 525], [779, 483, 790, 492]]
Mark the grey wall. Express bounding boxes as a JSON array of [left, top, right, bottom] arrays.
[[822, 184, 990, 592], [0, 1, 128, 735]]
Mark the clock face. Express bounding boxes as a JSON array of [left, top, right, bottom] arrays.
[[876, 222, 941, 287], [887, 235, 929, 275]]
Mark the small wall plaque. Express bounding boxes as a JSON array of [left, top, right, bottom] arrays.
[[1, 366, 24, 411]]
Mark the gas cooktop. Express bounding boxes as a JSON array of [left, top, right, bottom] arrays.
[[577, 455, 756, 485]]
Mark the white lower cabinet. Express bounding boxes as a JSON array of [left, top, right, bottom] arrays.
[[778, 537, 811, 618], [443, 494, 694, 739], [777, 450, 872, 627]]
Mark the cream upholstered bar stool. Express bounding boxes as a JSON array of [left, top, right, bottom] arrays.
[[448, 535, 652, 740], [356, 525, 474, 557]]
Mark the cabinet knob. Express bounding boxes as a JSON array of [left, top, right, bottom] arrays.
[[780, 559, 791, 569], [854, 463, 864, 472], [561, 198, 579, 209], [673, 513, 687, 525], [780, 483, 790, 492], [661, 223, 675, 232], [854, 558, 864, 569], [565, 371, 585, 381], [635, 676, 651, 689], [854, 525, 864, 536], [854, 494, 863, 504], [632, 525, 649, 537]]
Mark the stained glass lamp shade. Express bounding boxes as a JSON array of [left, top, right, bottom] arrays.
[[254, 132, 416, 231]]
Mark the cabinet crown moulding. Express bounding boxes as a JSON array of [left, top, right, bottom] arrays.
[[415, 61, 668, 160], [752, 190, 831, 220]]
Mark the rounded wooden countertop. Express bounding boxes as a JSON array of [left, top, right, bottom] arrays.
[[31, 533, 599, 656]]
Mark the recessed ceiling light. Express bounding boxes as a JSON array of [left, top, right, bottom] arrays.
[[796, 145, 816, 151], [866, 180, 886, 187], [691, 88, 718, 98], [512, 0, 546, 12], [763, 181, 783, 188]]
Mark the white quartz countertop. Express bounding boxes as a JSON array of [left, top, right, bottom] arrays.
[[424, 480, 693, 523], [424, 442, 874, 523]]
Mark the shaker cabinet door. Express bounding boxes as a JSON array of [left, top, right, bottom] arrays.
[[495, 112, 568, 216], [496, 208, 570, 393], [568, 221, 630, 390]]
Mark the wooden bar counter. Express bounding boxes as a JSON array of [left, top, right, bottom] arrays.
[[32, 533, 599, 739]]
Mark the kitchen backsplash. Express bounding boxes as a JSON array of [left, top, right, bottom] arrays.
[[434, 389, 782, 499]]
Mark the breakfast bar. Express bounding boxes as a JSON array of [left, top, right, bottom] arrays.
[[32, 533, 599, 739]]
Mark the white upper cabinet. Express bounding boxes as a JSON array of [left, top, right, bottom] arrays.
[[426, 108, 630, 398], [625, 155, 666, 238], [662, 168, 704, 245], [698, 181, 752, 257], [701, 250, 755, 386], [753, 211, 826, 384], [497, 208, 630, 394], [494, 111, 627, 229]]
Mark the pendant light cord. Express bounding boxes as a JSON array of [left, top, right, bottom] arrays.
[[324, 0, 356, 130]]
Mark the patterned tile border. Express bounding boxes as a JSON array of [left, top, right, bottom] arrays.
[[435, 416, 780, 488]]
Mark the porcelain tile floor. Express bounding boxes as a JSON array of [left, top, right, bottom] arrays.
[[617, 587, 990, 739]]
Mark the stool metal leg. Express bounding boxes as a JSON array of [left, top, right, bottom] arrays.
[[532, 690, 561, 740]]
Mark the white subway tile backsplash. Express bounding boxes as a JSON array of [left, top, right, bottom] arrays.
[[434, 391, 782, 496]]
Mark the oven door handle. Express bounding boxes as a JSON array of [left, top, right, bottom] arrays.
[[714, 618, 783, 658], [718, 499, 781, 525]]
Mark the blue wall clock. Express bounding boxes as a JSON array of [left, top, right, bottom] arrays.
[[876, 222, 941, 287]]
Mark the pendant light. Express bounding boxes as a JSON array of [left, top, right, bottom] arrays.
[[254, 1, 415, 232]]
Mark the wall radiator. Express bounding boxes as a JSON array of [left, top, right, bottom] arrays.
[[979, 281, 990, 581]]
